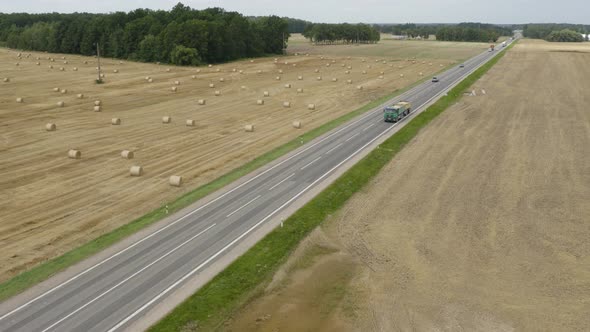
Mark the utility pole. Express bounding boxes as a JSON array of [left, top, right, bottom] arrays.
[[96, 42, 102, 82]]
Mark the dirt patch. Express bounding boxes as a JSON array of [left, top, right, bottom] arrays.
[[224, 39, 590, 331], [0, 42, 470, 282]]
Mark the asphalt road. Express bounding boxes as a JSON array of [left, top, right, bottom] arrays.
[[0, 39, 515, 332]]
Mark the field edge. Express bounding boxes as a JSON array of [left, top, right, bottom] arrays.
[[148, 41, 518, 331]]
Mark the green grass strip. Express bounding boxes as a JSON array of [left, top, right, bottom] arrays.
[[0, 69, 435, 302], [149, 41, 518, 331]]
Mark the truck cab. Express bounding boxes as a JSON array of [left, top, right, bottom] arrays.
[[384, 101, 412, 122]]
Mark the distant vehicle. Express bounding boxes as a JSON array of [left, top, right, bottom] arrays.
[[489, 44, 495, 52], [383, 101, 412, 123], [502, 41, 507, 47], [432, 76, 439, 82], [459, 63, 465, 68]]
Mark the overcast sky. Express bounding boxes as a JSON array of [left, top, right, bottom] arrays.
[[1, 0, 588, 24]]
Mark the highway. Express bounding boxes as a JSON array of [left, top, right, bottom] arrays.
[[0, 39, 514, 332]]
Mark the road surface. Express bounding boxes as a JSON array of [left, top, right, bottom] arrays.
[[0, 39, 515, 332]]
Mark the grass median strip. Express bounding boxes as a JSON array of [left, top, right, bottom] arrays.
[[149, 41, 517, 331], [0, 69, 435, 303]]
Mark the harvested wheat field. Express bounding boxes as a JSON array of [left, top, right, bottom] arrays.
[[0, 41, 480, 282], [224, 39, 590, 331]]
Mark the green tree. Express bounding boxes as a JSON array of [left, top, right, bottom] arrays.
[[170, 45, 201, 65]]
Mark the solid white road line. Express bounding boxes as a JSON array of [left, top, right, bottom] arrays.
[[41, 223, 216, 332], [268, 173, 295, 191], [345, 133, 359, 142], [106, 43, 512, 332], [226, 195, 261, 218], [300, 156, 322, 170], [325, 143, 343, 155]]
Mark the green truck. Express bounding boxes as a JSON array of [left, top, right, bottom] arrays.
[[383, 101, 412, 122]]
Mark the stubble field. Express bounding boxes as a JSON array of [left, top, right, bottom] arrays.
[[0, 40, 484, 282]]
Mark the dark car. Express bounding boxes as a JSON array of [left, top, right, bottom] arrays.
[[460, 63, 465, 68], [432, 76, 439, 82]]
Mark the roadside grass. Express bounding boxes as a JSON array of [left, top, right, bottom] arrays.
[[0, 67, 433, 302], [149, 41, 518, 332]]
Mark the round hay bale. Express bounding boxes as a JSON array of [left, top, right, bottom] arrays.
[[208, 64, 213, 68], [214, 90, 221, 96], [361, 59, 366, 62], [49, 65, 53, 69], [296, 88, 303, 93], [314, 69, 320, 73], [57, 101, 64, 107], [16, 97, 23, 103], [3, 77, 9, 82], [307, 104, 316, 110], [171, 86, 177, 92], [276, 76, 281, 80], [326, 63, 331, 67], [215, 68, 220, 72], [429, 63, 432, 66], [191, 75, 196, 79], [419, 72, 423, 76], [36, 62, 40, 66], [100, 73, 105, 78], [292, 121, 302, 129], [345, 70, 350, 74], [283, 101, 291, 108], [113, 69, 118, 73], [50, 58, 55, 62], [331, 59, 336, 63], [278, 69, 283, 74], [94, 100, 101, 106], [380, 71, 385, 75], [111, 118, 121, 125], [73, 67, 78, 71], [378, 75, 384, 79], [317, 76, 322, 81], [347, 79, 353, 84], [347, 66, 352, 70], [93, 106, 101, 112], [263, 91, 270, 97], [68, 149, 81, 159], [298, 75, 303, 80], [232, 68, 236, 72], [256, 99, 264, 105], [198, 99, 206, 105], [53, 87, 59, 92], [60, 89, 67, 94], [166, 68, 171, 72], [130, 166, 143, 176], [357, 85, 363, 90], [148, 78, 153, 83], [257, 70, 262, 74], [119, 61, 123, 64], [77, 93, 84, 99], [239, 70, 243, 74], [162, 116, 171, 123], [61, 56, 65, 60], [341, 63, 345, 67], [362, 70, 367, 74], [46, 123, 56, 131], [292, 63, 297, 67], [440, 64, 443, 67], [84, 60, 88, 64], [400, 74, 404, 78], [284, 83, 291, 88], [241, 85, 247, 89], [196, 69, 201, 73], [219, 77, 224, 82], [209, 83, 215, 88], [169, 175, 182, 187], [121, 150, 134, 159], [332, 78, 338, 82], [186, 119, 195, 126], [244, 124, 254, 132], [145, 76, 151, 80], [174, 80, 180, 85], [59, 67, 64, 71]]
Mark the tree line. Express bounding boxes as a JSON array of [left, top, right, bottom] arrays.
[[302, 23, 380, 44], [0, 3, 290, 65], [374, 22, 513, 42], [523, 24, 589, 41]]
